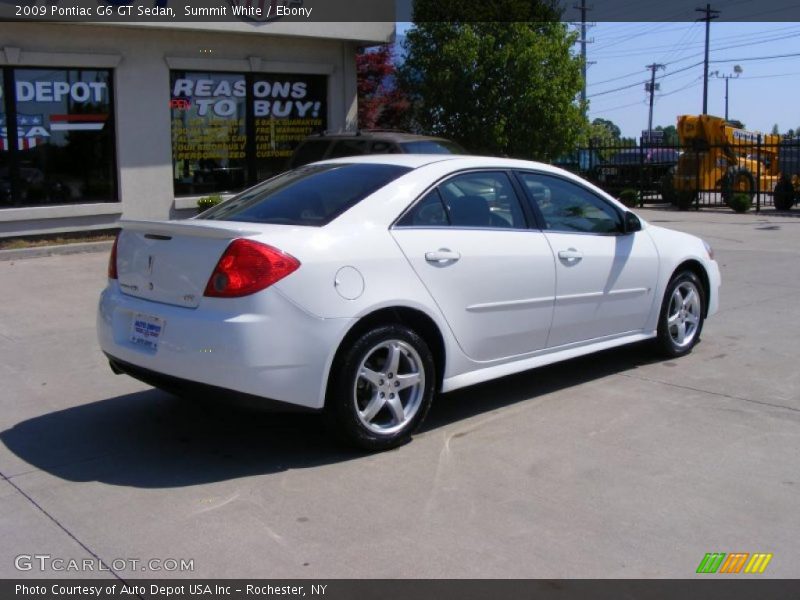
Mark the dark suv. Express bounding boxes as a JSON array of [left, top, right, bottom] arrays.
[[287, 131, 465, 169]]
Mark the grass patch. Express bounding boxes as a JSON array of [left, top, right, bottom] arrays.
[[0, 230, 118, 251]]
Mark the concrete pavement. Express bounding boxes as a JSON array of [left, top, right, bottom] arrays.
[[0, 207, 798, 578]]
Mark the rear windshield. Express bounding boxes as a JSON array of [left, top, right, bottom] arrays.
[[401, 140, 465, 154], [199, 163, 412, 226]]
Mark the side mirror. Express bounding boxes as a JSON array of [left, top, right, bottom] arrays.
[[624, 212, 642, 233]]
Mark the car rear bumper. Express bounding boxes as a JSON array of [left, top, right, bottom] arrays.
[[97, 281, 355, 410], [104, 354, 318, 412]]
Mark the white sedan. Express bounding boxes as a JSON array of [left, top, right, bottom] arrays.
[[97, 155, 720, 450]]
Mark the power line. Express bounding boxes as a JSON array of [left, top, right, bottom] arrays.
[[711, 51, 800, 63], [588, 24, 800, 89], [591, 29, 800, 60], [587, 61, 704, 98]]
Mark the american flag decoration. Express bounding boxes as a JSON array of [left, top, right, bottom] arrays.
[[16, 114, 45, 128], [49, 114, 108, 132], [0, 137, 42, 150]]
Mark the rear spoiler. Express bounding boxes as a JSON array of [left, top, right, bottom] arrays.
[[118, 219, 260, 240]]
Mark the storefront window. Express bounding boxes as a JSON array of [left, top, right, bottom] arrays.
[[0, 70, 8, 205], [0, 67, 116, 208], [252, 74, 327, 182], [170, 71, 327, 196], [170, 72, 248, 196]]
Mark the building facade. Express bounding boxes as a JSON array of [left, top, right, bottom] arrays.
[[0, 21, 392, 237]]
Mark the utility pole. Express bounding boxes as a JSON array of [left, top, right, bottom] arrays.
[[575, 0, 594, 115], [712, 65, 743, 120], [646, 63, 665, 137], [697, 3, 720, 114]]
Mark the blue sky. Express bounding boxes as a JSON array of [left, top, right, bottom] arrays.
[[396, 22, 800, 138]]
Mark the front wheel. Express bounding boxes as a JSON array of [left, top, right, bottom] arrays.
[[656, 271, 706, 357], [325, 324, 435, 451]]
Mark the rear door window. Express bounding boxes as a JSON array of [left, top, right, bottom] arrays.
[[398, 171, 527, 229]]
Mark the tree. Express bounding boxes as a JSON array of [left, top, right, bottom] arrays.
[[771, 123, 780, 135], [655, 125, 679, 146], [591, 118, 621, 142], [399, 15, 586, 159], [356, 45, 410, 130]]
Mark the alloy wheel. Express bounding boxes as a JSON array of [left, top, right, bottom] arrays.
[[667, 281, 702, 348], [353, 340, 425, 435]]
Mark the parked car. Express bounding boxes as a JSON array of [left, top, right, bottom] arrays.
[[98, 155, 720, 450], [287, 130, 465, 169], [590, 147, 680, 197], [552, 149, 602, 174]]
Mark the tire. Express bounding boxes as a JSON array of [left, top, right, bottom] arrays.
[[660, 172, 677, 206], [773, 177, 795, 211], [676, 190, 696, 211], [721, 168, 755, 204], [325, 324, 435, 451], [656, 271, 706, 358]]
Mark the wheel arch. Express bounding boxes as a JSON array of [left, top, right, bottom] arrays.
[[672, 259, 711, 317], [325, 306, 447, 401]]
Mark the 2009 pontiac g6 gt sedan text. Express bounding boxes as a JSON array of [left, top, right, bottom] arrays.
[[98, 155, 720, 450]]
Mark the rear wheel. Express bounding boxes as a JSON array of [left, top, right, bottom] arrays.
[[774, 177, 795, 211], [656, 271, 706, 358], [325, 324, 435, 451]]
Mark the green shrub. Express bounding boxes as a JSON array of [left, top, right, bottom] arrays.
[[618, 188, 639, 208], [728, 192, 752, 213], [197, 194, 223, 212]]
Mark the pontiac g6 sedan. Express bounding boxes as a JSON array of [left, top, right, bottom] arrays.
[[98, 155, 720, 450]]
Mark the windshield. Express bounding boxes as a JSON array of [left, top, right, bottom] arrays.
[[199, 163, 412, 226]]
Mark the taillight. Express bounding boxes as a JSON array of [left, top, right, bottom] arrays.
[[204, 239, 300, 298], [108, 232, 120, 279]]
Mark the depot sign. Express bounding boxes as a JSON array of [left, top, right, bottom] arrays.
[[15, 80, 107, 104]]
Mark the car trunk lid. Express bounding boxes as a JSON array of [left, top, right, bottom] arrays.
[[115, 219, 262, 308]]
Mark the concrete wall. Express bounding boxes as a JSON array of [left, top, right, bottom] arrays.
[[0, 22, 390, 237]]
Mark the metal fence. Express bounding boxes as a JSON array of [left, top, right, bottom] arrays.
[[555, 139, 800, 212]]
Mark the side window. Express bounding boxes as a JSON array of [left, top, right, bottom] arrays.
[[518, 172, 622, 234], [437, 172, 527, 229], [396, 189, 450, 227], [328, 139, 369, 158]]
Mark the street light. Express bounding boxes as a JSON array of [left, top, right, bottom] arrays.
[[712, 65, 742, 121]]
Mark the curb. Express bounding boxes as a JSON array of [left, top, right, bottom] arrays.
[[0, 240, 114, 262]]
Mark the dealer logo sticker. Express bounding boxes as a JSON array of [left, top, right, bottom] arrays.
[[696, 552, 772, 574]]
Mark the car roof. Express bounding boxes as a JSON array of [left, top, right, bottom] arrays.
[[316, 153, 569, 174]]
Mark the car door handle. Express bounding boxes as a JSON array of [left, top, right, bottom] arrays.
[[558, 248, 583, 263], [425, 249, 461, 263]]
